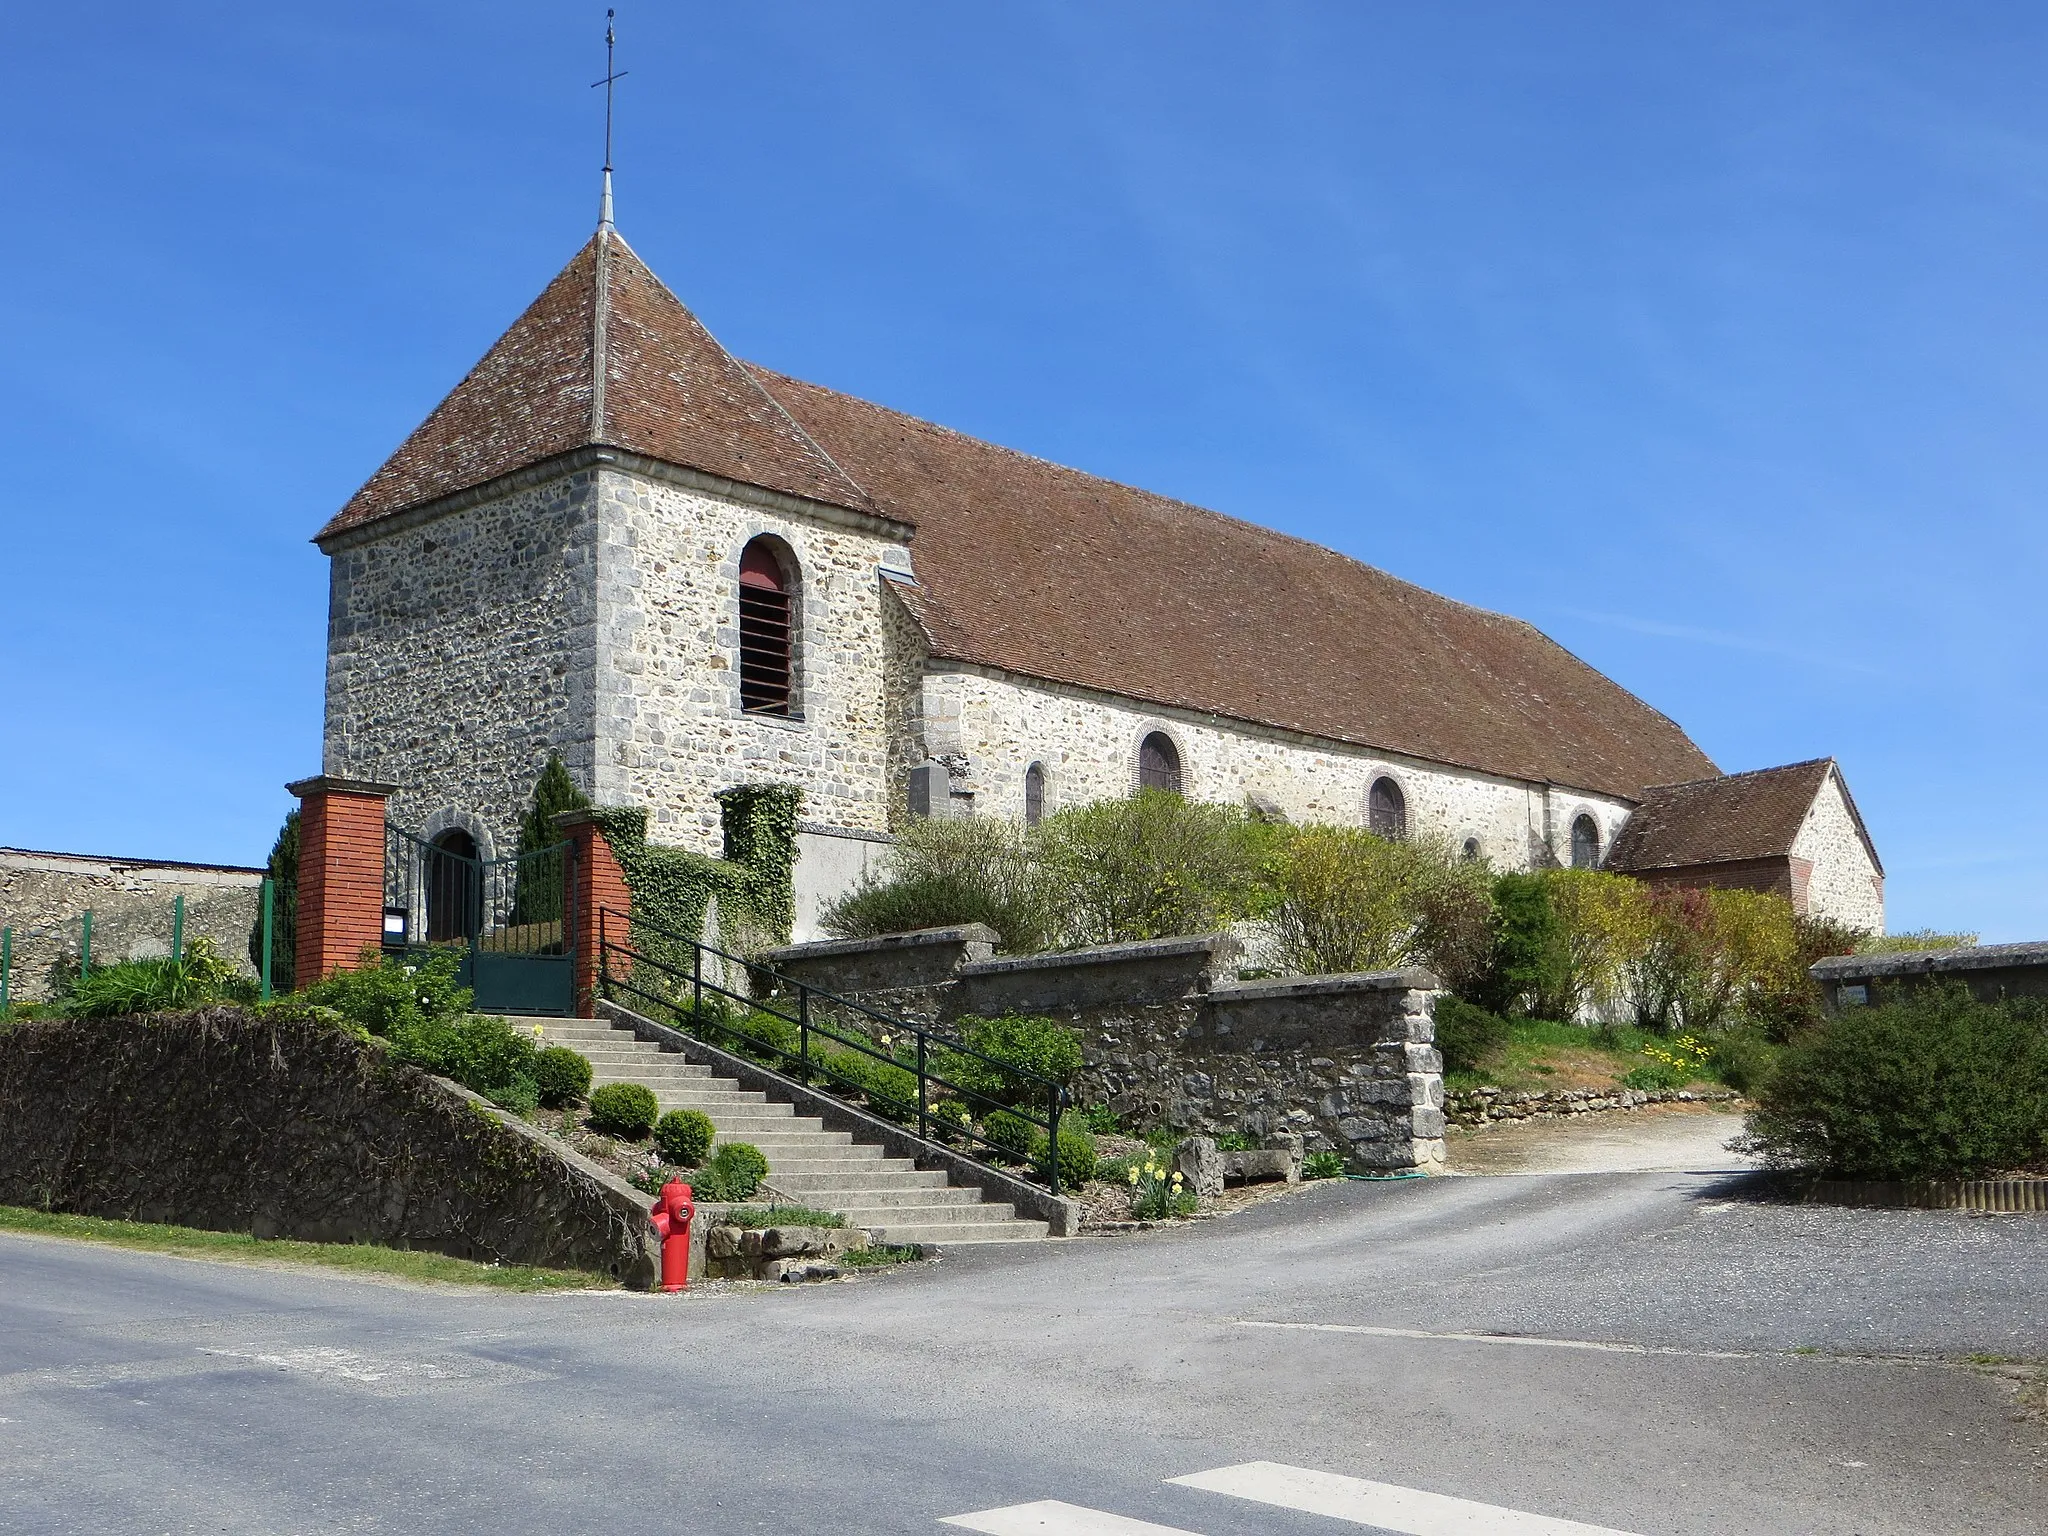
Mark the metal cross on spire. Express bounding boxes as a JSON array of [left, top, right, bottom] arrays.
[[592, 8, 628, 230]]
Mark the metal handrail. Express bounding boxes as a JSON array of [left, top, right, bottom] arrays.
[[596, 906, 1070, 1194]]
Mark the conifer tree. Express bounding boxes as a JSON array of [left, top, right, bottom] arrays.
[[248, 808, 299, 993], [512, 755, 590, 925]]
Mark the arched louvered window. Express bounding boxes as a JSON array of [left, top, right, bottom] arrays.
[[1138, 732, 1182, 795], [1368, 776, 1407, 840], [1571, 813, 1602, 870], [1024, 762, 1046, 827], [738, 538, 794, 715]]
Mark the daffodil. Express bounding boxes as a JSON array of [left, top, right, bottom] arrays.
[[1127, 1167, 1140, 1185]]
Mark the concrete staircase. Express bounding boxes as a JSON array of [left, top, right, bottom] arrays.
[[524, 1017, 1049, 1247]]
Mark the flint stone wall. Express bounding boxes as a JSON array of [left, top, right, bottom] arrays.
[[0, 1009, 658, 1286], [755, 932, 1446, 1172], [1, 848, 264, 1005]]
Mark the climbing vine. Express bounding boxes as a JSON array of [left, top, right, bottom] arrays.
[[589, 786, 801, 982]]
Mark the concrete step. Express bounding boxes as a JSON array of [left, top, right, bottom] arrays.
[[717, 1131, 856, 1150], [764, 1168, 952, 1193], [694, 1116, 824, 1136], [827, 1201, 1021, 1227], [775, 1185, 986, 1209], [754, 1152, 900, 1174], [865, 1219, 1051, 1246]]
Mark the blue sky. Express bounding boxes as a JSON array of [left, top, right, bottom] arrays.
[[3, 4, 2044, 937]]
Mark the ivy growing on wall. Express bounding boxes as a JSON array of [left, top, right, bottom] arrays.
[[588, 785, 801, 982]]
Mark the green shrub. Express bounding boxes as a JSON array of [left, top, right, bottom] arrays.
[[1742, 985, 2048, 1180], [1095, 1155, 1134, 1185], [836, 1243, 923, 1267], [930, 1098, 972, 1142], [944, 1014, 1082, 1108], [533, 1046, 593, 1107], [1031, 1111, 1098, 1188], [62, 936, 255, 1018], [821, 815, 1061, 952], [702, 1142, 770, 1201], [1212, 1131, 1258, 1152], [1262, 824, 1491, 985], [387, 1012, 540, 1111], [299, 948, 471, 1037], [982, 1108, 1038, 1162], [654, 1107, 715, 1166], [1079, 1103, 1123, 1135], [587, 1082, 660, 1139], [1432, 997, 1510, 1075], [861, 1060, 921, 1123], [1477, 873, 1571, 1018], [1302, 1150, 1346, 1179], [1707, 1028, 1778, 1095], [1039, 789, 1274, 946]]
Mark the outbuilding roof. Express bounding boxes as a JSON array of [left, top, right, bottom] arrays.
[[320, 231, 1721, 800], [1605, 758, 1882, 874]]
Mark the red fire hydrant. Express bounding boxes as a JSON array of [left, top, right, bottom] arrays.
[[649, 1178, 694, 1293]]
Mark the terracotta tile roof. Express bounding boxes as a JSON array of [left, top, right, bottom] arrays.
[[318, 230, 1720, 799], [319, 233, 872, 539], [749, 367, 1717, 799], [1606, 758, 1880, 872]]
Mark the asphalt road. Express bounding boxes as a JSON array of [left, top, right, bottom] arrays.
[[4, 1170, 2045, 1535]]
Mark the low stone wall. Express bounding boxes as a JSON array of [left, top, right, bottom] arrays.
[[1446, 1084, 1740, 1128], [703, 1220, 871, 1281], [1, 847, 265, 1004], [753, 932, 1447, 1172], [0, 1008, 658, 1286], [1812, 942, 2048, 1010]]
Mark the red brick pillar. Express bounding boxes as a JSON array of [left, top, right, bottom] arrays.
[[557, 810, 632, 1018], [287, 776, 398, 988]]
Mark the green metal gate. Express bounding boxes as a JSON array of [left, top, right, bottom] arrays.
[[386, 825, 574, 1016]]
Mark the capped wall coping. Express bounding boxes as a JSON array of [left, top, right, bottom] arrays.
[[0, 847, 265, 883], [1811, 942, 2033, 982], [287, 775, 401, 799], [1208, 967, 1442, 1004], [552, 809, 609, 831], [760, 924, 1000, 967], [957, 933, 1242, 980], [796, 821, 897, 845]]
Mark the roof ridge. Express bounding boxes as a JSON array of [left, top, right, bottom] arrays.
[[1638, 757, 1834, 796]]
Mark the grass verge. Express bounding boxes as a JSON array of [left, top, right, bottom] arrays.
[[0, 1206, 613, 1292]]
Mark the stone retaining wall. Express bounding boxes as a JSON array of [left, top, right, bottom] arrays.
[[754, 931, 1447, 1172], [1446, 1084, 1739, 1128], [0, 1008, 659, 1286], [1811, 941, 2048, 1011]]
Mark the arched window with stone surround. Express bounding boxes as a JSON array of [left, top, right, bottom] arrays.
[[425, 829, 481, 944], [1368, 776, 1407, 840], [1138, 732, 1182, 795], [1024, 762, 1046, 827], [1571, 813, 1602, 870], [738, 537, 795, 715]]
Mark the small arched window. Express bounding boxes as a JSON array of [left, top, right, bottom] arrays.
[[1462, 837, 1481, 864], [1571, 813, 1601, 870], [1368, 776, 1407, 840], [1024, 762, 1046, 827], [738, 538, 794, 715], [1138, 732, 1182, 795]]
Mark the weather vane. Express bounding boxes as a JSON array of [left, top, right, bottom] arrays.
[[593, 9, 628, 228]]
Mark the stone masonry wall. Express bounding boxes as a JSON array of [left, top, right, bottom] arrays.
[[593, 467, 908, 851], [0, 1008, 658, 1285], [322, 469, 600, 859], [1791, 768, 1885, 933], [0, 849, 263, 1004], [757, 932, 1446, 1171], [919, 665, 1633, 870]]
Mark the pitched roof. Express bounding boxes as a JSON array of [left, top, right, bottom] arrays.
[[1606, 758, 1880, 873], [748, 367, 1717, 798], [319, 230, 1721, 799], [319, 233, 872, 539]]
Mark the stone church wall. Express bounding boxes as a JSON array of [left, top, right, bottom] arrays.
[[918, 664, 1633, 869], [1791, 770, 1886, 932], [321, 470, 601, 857], [593, 468, 905, 854]]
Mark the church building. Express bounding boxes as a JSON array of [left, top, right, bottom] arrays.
[[314, 216, 1885, 938]]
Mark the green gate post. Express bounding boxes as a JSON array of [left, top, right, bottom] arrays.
[[1, 927, 11, 1016], [80, 910, 92, 976], [259, 878, 274, 1002], [171, 894, 185, 963]]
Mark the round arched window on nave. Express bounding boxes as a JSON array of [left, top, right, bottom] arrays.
[[1368, 776, 1407, 840], [1138, 732, 1182, 795], [1571, 813, 1602, 870]]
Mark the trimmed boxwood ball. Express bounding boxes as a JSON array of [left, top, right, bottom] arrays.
[[707, 1142, 769, 1201], [533, 1046, 593, 1108], [982, 1108, 1037, 1162], [654, 1107, 715, 1167], [586, 1081, 660, 1139], [1032, 1111, 1098, 1188]]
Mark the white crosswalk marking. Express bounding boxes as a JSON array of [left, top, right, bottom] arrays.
[[1168, 1462, 1643, 1535], [940, 1501, 1206, 1535]]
